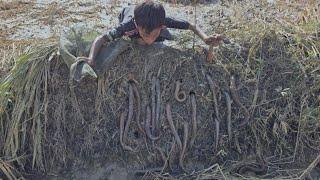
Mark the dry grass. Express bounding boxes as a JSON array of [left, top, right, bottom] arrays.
[[0, 1, 33, 18], [0, 42, 57, 177], [0, 38, 57, 77], [0, 157, 25, 180]]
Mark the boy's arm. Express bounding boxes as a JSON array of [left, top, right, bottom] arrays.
[[188, 23, 224, 46], [165, 17, 224, 46], [88, 35, 109, 66], [188, 24, 208, 40], [88, 19, 136, 66], [88, 31, 119, 66]]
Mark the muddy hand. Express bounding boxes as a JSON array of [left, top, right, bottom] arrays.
[[204, 34, 225, 46], [76, 57, 94, 66]]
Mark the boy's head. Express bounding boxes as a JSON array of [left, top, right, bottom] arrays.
[[134, 1, 166, 44]]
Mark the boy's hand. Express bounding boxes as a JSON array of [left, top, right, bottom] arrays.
[[204, 34, 225, 46], [77, 57, 94, 67], [87, 58, 94, 67]]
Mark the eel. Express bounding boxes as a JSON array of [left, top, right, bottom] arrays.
[[190, 92, 197, 147], [166, 103, 183, 150], [174, 79, 187, 102]]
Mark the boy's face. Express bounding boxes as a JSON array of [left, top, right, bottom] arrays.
[[137, 25, 165, 45]]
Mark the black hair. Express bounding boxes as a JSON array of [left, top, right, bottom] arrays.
[[134, 1, 165, 34]]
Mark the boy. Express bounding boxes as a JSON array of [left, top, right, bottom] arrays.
[[87, 1, 224, 66]]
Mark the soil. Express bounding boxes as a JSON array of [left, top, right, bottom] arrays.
[[42, 42, 224, 179], [21, 35, 317, 179]]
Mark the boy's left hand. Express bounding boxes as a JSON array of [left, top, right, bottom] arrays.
[[204, 34, 225, 46]]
